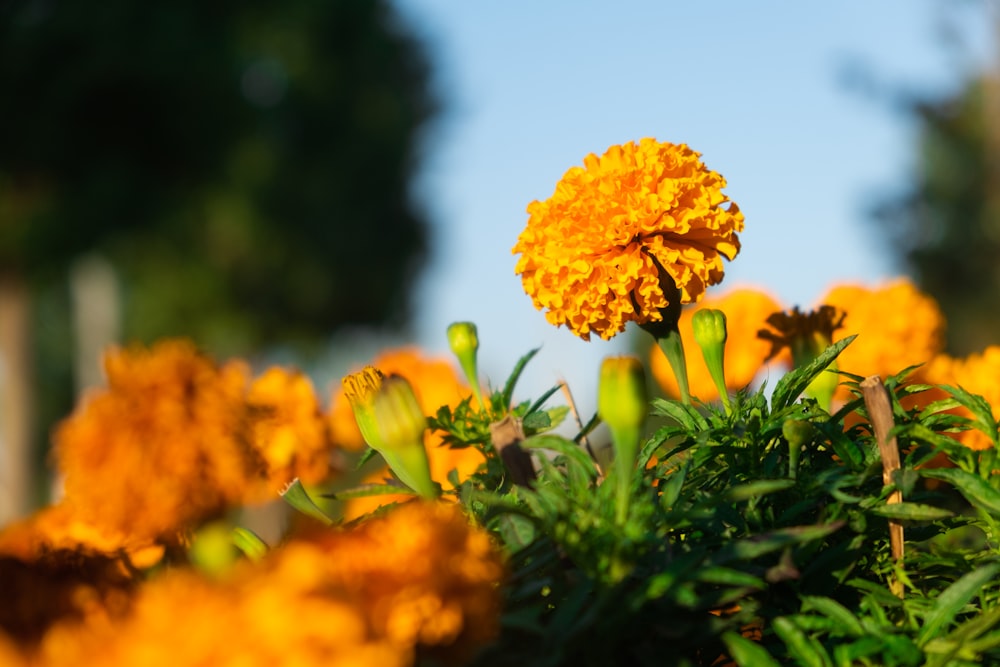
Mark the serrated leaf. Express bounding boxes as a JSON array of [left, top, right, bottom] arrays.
[[918, 562, 1000, 645], [726, 479, 796, 501], [771, 336, 855, 411], [354, 446, 380, 470], [710, 522, 843, 565], [920, 468, 1000, 516], [231, 526, 268, 561], [870, 502, 954, 521], [723, 630, 782, 667], [773, 616, 833, 667], [521, 410, 551, 431], [323, 483, 412, 501], [502, 347, 540, 409], [496, 513, 536, 553], [651, 398, 710, 430], [800, 596, 866, 637], [944, 384, 998, 445]]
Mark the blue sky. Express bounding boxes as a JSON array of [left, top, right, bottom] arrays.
[[364, 1, 996, 417]]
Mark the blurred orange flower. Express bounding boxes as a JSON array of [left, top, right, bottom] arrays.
[[55, 340, 254, 543], [820, 279, 946, 399], [36, 502, 504, 667], [246, 367, 336, 497], [651, 287, 786, 402], [513, 138, 744, 341], [920, 347, 1000, 451]]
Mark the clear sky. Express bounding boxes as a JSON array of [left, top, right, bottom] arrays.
[[372, 1, 997, 418]]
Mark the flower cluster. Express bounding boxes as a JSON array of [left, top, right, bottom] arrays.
[[51, 339, 338, 547], [29, 502, 504, 667], [513, 138, 744, 340]]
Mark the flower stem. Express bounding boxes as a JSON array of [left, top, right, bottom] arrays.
[[657, 330, 691, 405]]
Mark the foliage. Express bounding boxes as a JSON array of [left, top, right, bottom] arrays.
[[355, 338, 1000, 666]]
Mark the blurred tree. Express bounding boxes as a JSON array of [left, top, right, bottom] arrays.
[[0, 0, 437, 518], [872, 69, 1000, 355]]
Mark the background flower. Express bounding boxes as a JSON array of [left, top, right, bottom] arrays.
[[650, 287, 786, 401], [513, 138, 744, 341], [820, 279, 946, 399]]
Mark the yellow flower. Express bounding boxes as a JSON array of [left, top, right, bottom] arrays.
[[651, 287, 786, 401], [246, 367, 338, 497], [512, 138, 744, 340], [819, 279, 946, 399]]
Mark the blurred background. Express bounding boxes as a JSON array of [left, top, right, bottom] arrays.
[[0, 0, 997, 522]]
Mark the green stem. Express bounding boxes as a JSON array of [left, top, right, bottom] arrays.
[[657, 330, 691, 405], [610, 424, 641, 525]]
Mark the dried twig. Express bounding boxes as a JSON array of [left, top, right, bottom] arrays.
[[559, 379, 603, 479], [860, 375, 905, 597]]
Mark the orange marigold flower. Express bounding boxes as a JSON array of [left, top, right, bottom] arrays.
[[54, 340, 255, 543], [651, 287, 786, 401], [820, 279, 946, 399], [246, 366, 337, 497], [38, 503, 503, 667], [512, 138, 744, 340], [921, 347, 1000, 451]]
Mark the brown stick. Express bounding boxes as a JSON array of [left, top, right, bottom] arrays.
[[489, 415, 536, 488], [860, 375, 904, 596]]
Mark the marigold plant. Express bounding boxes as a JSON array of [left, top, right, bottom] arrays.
[[512, 138, 744, 341]]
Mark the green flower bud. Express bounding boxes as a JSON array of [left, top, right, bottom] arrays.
[[447, 321, 485, 410], [598, 356, 649, 433], [692, 308, 731, 413], [342, 368, 438, 498], [598, 356, 649, 524]]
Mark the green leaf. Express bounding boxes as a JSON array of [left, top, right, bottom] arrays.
[[771, 336, 855, 411], [920, 467, 1000, 516], [799, 596, 865, 637], [526, 383, 563, 415], [521, 434, 598, 477], [496, 513, 536, 553], [280, 479, 333, 525], [354, 446, 380, 470], [231, 526, 268, 562], [726, 479, 796, 502], [773, 616, 833, 667], [658, 456, 690, 510], [944, 384, 998, 446], [918, 562, 1000, 645], [723, 630, 782, 667], [651, 398, 710, 431], [695, 566, 766, 589], [521, 410, 551, 431], [502, 348, 540, 409], [322, 483, 413, 501], [869, 502, 954, 521], [710, 522, 843, 565]]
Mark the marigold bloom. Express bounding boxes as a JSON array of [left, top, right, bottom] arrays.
[[921, 347, 1000, 451], [37, 502, 504, 667], [651, 287, 785, 401], [820, 280, 946, 400], [512, 138, 744, 340], [54, 340, 256, 543], [246, 366, 336, 497]]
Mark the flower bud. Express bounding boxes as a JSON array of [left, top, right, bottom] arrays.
[[598, 356, 648, 524], [342, 368, 437, 498], [598, 356, 649, 434], [342, 366, 384, 449], [692, 309, 731, 412], [447, 321, 485, 410]]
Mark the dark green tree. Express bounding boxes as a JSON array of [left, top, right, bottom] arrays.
[[872, 72, 1000, 355], [0, 0, 437, 517]]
